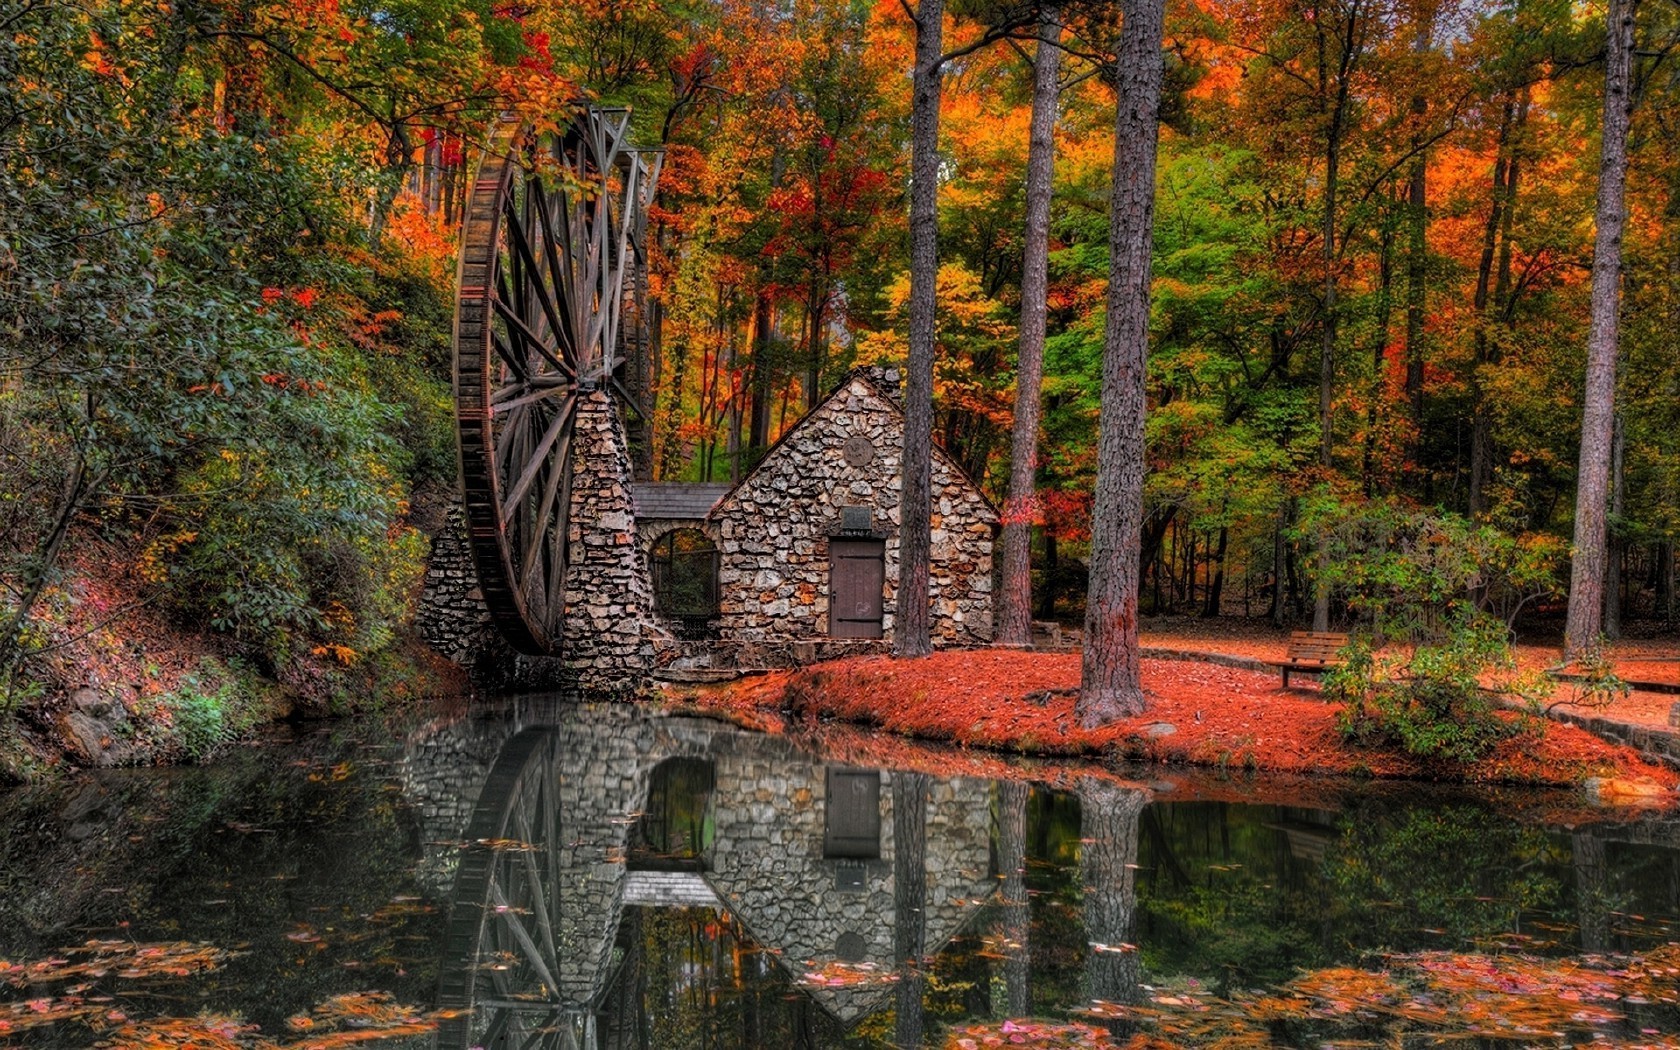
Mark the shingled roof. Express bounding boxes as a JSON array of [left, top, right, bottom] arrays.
[[634, 482, 731, 521]]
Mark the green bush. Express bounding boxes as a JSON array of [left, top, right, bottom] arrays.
[[1326, 615, 1548, 763], [1299, 496, 1558, 763], [157, 660, 266, 763]]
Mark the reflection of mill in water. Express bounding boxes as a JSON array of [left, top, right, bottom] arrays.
[[423, 703, 1003, 1049]]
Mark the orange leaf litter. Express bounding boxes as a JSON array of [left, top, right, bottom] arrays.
[[689, 649, 1679, 791]]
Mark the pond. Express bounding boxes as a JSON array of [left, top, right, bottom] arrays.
[[2, 698, 1678, 1049]]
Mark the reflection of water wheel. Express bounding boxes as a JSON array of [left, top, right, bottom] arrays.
[[436, 729, 586, 1049], [454, 109, 657, 655]]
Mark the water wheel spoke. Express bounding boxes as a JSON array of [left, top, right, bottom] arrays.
[[493, 382, 571, 416], [531, 185, 580, 367], [492, 295, 573, 379], [520, 407, 575, 586], [504, 194, 571, 360], [519, 1017, 561, 1050], [488, 880, 559, 995], [489, 330, 532, 385], [502, 399, 574, 524], [478, 1002, 514, 1048], [513, 807, 559, 957]]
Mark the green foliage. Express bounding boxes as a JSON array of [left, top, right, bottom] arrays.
[[1326, 616, 1551, 763], [1300, 496, 1560, 762], [1300, 494, 1564, 641], [154, 660, 267, 763]]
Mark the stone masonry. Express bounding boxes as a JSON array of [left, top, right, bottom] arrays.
[[561, 390, 659, 691], [416, 390, 658, 691], [707, 367, 999, 647]]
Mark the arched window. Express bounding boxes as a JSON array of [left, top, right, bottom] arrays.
[[650, 528, 720, 639]]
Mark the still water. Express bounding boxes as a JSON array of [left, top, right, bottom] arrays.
[[2, 699, 1679, 1048]]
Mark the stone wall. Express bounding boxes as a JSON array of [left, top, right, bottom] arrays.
[[415, 391, 658, 692], [560, 391, 659, 692], [708, 369, 998, 647]]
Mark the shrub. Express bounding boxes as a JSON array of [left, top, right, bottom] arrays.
[[1325, 613, 1550, 763], [156, 659, 266, 763], [1300, 495, 1558, 763]]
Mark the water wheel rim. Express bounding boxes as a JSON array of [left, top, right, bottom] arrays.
[[455, 117, 579, 656]]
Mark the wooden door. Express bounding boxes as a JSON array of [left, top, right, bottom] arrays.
[[829, 538, 885, 638]]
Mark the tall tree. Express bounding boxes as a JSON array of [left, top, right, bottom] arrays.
[[898, 0, 945, 659], [998, 5, 1064, 647], [1080, 0, 1167, 726], [1564, 0, 1636, 659]]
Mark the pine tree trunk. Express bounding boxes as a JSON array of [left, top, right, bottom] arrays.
[[896, 0, 943, 659], [1079, 0, 1165, 726], [998, 6, 1062, 648], [1605, 413, 1626, 639], [1564, 0, 1634, 659]]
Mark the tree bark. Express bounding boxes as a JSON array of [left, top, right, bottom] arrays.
[[1403, 145, 1428, 467], [1079, 0, 1165, 726], [1565, 0, 1635, 659], [1202, 525, 1228, 618], [897, 0, 943, 659], [0, 458, 97, 672], [1605, 413, 1626, 639], [1469, 91, 1527, 518], [998, 6, 1063, 648]]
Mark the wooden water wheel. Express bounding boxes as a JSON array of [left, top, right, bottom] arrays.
[[454, 109, 659, 655]]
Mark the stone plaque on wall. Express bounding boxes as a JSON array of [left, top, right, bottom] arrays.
[[842, 434, 875, 467]]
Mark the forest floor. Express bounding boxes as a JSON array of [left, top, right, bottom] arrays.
[[681, 619, 1680, 796]]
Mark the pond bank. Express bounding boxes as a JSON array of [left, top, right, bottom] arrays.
[[0, 537, 467, 782], [683, 648, 1680, 793]]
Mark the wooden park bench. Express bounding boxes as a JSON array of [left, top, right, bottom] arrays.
[[1263, 631, 1348, 688]]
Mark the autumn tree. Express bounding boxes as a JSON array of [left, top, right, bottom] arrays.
[[1080, 0, 1168, 725], [1564, 0, 1637, 658], [998, 5, 1065, 647]]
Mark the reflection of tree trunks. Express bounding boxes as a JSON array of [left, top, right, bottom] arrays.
[[1079, 779, 1147, 1038], [895, 772, 930, 1049], [997, 781, 1031, 1017], [1573, 831, 1610, 953]]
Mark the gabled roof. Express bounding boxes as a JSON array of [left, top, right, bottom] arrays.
[[706, 366, 1000, 524], [634, 482, 731, 521]]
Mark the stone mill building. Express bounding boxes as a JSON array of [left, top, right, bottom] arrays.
[[699, 366, 1000, 648], [419, 366, 1000, 681]]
